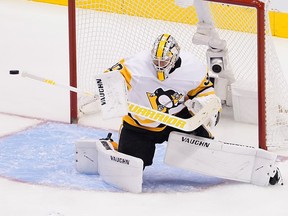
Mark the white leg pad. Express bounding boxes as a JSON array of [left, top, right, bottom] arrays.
[[96, 140, 143, 193], [164, 131, 278, 186], [251, 150, 277, 186], [75, 140, 99, 175], [75, 139, 143, 193]]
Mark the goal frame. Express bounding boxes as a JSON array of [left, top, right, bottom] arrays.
[[68, 0, 267, 149]]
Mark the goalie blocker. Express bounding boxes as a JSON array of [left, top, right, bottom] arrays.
[[164, 131, 283, 186]]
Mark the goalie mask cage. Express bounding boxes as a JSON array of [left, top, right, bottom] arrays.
[[68, 0, 288, 151]]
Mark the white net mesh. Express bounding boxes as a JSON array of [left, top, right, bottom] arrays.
[[73, 0, 288, 149]]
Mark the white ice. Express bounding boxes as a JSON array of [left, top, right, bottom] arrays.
[[1, 0, 288, 215]]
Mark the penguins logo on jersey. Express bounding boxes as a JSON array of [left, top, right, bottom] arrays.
[[146, 88, 183, 113]]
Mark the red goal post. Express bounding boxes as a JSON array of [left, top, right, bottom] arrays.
[[68, 0, 288, 151]]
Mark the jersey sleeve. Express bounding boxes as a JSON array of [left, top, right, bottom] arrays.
[[187, 74, 215, 99], [104, 59, 132, 90]]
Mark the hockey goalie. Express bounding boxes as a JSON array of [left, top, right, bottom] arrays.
[[74, 33, 282, 193]]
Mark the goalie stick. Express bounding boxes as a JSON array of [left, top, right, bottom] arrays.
[[127, 98, 220, 131], [9, 70, 221, 131]]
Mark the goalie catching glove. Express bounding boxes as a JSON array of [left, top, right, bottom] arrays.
[[185, 94, 221, 128]]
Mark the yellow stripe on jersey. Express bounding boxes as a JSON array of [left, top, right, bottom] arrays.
[[157, 71, 165, 81], [123, 115, 166, 132], [119, 71, 132, 90], [105, 59, 132, 90], [187, 75, 214, 98]]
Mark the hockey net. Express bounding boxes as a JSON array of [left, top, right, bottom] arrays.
[[68, 0, 288, 151]]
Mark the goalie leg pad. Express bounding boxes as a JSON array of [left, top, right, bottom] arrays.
[[96, 140, 143, 193], [75, 139, 143, 193], [164, 131, 279, 186], [75, 140, 99, 175]]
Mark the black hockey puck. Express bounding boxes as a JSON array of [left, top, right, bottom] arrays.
[[9, 70, 20, 75]]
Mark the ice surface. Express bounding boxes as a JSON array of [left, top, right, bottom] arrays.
[[1, 1, 288, 216]]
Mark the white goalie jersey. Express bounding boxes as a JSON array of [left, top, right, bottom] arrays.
[[105, 50, 215, 131]]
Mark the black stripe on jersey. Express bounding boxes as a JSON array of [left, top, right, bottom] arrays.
[[188, 86, 214, 100]]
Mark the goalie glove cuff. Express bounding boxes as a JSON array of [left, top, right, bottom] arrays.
[[100, 133, 119, 151], [185, 94, 221, 128]]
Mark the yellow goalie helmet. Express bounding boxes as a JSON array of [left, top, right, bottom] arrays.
[[151, 33, 180, 81]]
